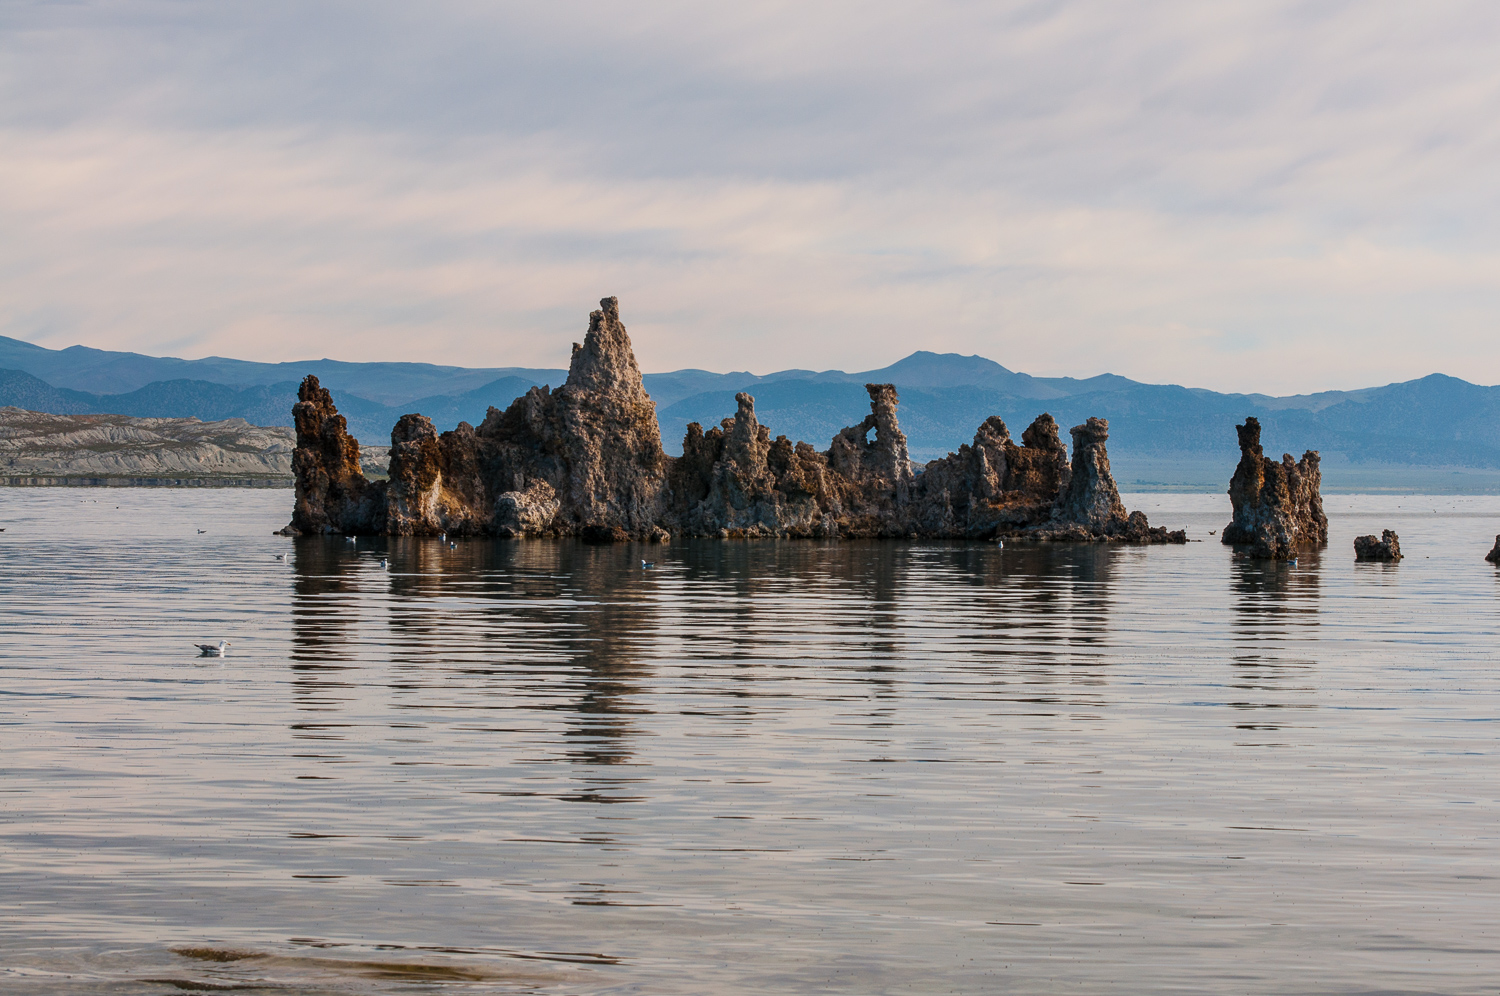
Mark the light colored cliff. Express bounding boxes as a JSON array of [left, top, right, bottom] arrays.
[[0, 407, 301, 480]]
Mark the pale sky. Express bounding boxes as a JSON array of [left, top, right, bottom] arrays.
[[3, 1, 1499, 394]]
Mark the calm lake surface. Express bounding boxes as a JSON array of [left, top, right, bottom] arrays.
[[3, 488, 1500, 995]]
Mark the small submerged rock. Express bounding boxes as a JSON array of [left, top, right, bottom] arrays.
[[1354, 530, 1403, 562], [1486, 535, 1500, 564]]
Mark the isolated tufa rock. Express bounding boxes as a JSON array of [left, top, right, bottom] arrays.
[[284, 375, 384, 534], [1486, 536, 1500, 564], [284, 296, 1187, 544], [1221, 417, 1327, 559], [1354, 530, 1403, 562]]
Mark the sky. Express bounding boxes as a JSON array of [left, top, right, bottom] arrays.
[[2, 1, 1499, 394]]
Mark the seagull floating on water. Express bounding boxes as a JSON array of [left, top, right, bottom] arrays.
[[197, 529, 207, 534], [195, 641, 231, 657], [641, 559, 655, 568]]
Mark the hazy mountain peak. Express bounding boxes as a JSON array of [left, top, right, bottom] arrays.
[[865, 350, 1017, 386]]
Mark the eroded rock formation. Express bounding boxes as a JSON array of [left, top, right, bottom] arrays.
[[288, 376, 385, 533], [284, 297, 1185, 544], [1354, 530, 1402, 562], [287, 298, 668, 540], [1221, 417, 1327, 559], [911, 413, 1069, 537], [667, 391, 843, 538], [1034, 417, 1182, 543]]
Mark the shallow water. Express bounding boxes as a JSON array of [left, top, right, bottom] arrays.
[[2, 489, 1499, 994]]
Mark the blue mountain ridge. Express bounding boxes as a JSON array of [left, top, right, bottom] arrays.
[[3, 335, 1498, 490]]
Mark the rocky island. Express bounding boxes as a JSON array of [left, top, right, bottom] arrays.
[[284, 298, 1186, 543], [1221, 416, 1328, 559]]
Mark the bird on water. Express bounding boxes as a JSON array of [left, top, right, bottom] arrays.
[[195, 641, 231, 656], [641, 559, 655, 568]]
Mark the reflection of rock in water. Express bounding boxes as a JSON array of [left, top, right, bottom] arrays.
[[288, 537, 377, 728], [557, 545, 654, 779], [288, 534, 1136, 782], [379, 540, 656, 797], [1231, 550, 1322, 624], [927, 542, 1116, 656], [288, 535, 659, 797], [669, 540, 913, 667], [1226, 551, 1321, 734]]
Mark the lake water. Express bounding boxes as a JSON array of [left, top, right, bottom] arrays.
[[2, 488, 1499, 995]]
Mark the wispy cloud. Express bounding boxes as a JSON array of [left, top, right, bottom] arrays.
[[2, 1, 1499, 393]]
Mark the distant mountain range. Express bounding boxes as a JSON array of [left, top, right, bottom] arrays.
[[3, 334, 1499, 492]]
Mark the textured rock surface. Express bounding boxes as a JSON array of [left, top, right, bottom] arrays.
[[1354, 530, 1403, 562], [384, 414, 445, 535], [0, 406, 294, 480], [285, 297, 1185, 543], [1486, 536, 1500, 564], [1222, 417, 1327, 559], [667, 392, 840, 538], [1051, 417, 1127, 531], [911, 413, 1071, 537], [1034, 417, 1186, 543], [287, 377, 384, 534]]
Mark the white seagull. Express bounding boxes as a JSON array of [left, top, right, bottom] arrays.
[[195, 641, 231, 656]]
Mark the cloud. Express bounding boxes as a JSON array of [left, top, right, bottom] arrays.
[[1, 1, 1499, 393]]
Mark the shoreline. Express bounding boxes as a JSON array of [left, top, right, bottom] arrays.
[[0, 475, 293, 489]]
